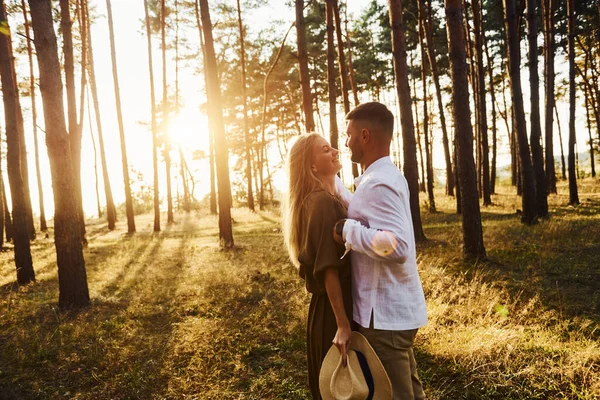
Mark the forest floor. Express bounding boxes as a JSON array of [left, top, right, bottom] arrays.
[[0, 179, 599, 399]]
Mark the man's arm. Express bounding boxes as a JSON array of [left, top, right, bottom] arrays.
[[342, 182, 413, 263]]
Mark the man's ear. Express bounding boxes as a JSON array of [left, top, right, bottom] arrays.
[[361, 128, 371, 144]]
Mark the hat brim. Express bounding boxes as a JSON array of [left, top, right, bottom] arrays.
[[319, 331, 392, 400]]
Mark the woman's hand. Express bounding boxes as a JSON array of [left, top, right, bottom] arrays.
[[333, 322, 352, 367]]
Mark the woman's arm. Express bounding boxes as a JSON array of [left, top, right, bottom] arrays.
[[324, 268, 351, 366]]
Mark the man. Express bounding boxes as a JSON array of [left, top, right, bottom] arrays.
[[333, 102, 428, 400]]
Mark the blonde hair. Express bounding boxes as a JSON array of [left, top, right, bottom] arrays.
[[282, 133, 324, 267]]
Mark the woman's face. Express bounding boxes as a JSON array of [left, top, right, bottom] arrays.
[[311, 136, 342, 178]]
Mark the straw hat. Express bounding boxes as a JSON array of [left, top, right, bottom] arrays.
[[319, 331, 392, 400]]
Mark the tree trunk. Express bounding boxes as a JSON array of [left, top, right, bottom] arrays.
[[160, 0, 174, 225], [85, 1, 116, 230], [144, 0, 161, 231], [106, 0, 135, 232], [236, 0, 255, 212], [445, 0, 486, 260], [418, 6, 435, 211], [472, 0, 491, 205], [483, 33, 497, 194], [421, 0, 454, 196], [584, 81, 596, 177], [21, 0, 47, 232], [344, 4, 360, 108], [325, 0, 339, 150], [193, 0, 217, 215], [0, 0, 35, 283], [87, 93, 103, 218], [29, 0, 90, 308], [199, 0, 234, 248], [567, 0, 578, 205], [388, 0, 426, 242], [555, 104, 567, 180], [2, 176, 13, 242], [541, 0, 557, 193], [333, 0, 350, 116], [527, 0, 548, 217], [412, 68, 426, 193], [296, 0, 315, 133], [504, 0, 538, 224]]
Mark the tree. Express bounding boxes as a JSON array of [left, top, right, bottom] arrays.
[[567, 0, 578, 205], [1, 176, 13, 242], [144, 0, 161, 232], [527, 0, 549, 217], [161, 0, 174, 224], [504, 0, 537, 224], [0, 0, 35, 284], [199, 0, 234, 248], [106, 0, 135, 233], [28, 0, 90, 308], [236, 0, 254, 212], [541, 0, 557, 193], [388, 0, 426, 242], [325, 0, 339, 150], [445, 0, 486, 260], [85, 0, 116, 230], [296, 0, 315, 133], [20, 0, 46, 231]]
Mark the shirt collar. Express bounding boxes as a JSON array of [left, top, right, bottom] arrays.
[[354, 156, 393, 187]]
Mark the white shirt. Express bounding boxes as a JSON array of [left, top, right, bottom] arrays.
[[336, 157, 428, 331]]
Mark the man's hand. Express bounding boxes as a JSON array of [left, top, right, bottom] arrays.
[[333, 219, 346, 244]]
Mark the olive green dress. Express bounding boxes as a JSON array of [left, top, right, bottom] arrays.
[[297, 189, 353, 400]]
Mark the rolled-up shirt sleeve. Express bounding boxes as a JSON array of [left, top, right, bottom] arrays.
[[342, 182, 412, 264]]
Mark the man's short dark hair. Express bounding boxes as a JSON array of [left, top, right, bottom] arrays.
[[345, 102, 394, 137]]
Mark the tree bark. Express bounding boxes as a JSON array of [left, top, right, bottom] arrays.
[[29, 0, 90, 308], [555, 104, 567, 180], [421, 0, 454, 196], [567, 0, 578, 205], [296, 0, 315, 133], [106, 0, 135, 232], [144, 0, 161, 231], [21, 0, 47, 232], [445, 0, 486, 260], [527, 0, 548, 217], [325, 0, 339, 150], [344, 4, 360, 108], [85, 0, 116, 230], [483, 33, 497, 194], [541, 0, 557, 193], [236, 0, 255, 212], [1, 176, 13, 242], [388, 0, 426, 242], [504, 0, 538, 224], [0, 0, 35, 283], [160, 0, 174, 224], [199, 0, 234, 248]]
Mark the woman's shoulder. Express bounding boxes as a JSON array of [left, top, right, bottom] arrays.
[[304, 189, 346, 216]]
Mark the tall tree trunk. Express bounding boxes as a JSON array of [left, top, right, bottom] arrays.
[[421, 0, 454, 196], [445, 0, 486, 259], [333, 0, 350, 116], [344, 4, 360, 107], [85, 1, 116, 230], [472, 0, 491, 205], [199, 0, 234, 248], [236, 0, 255, 212], [296, 0, 315, 133], [144, 0, 161, 231], [567, 0, 578, 205], [527, 0, 548, 217], [483, 33, 497, 194], [541, 0, 557, 193], [412, 68, 426, 192], [87, 92, 103, 218], [325, 0, 339, 150], [555, 104, 567, 180], [389, 0, 426, 242], [193, 0, 217, 215], [21, 0, 47, 232], [584, 81, 596, 177], [0, 0, 35, 283], [504, 0, 538, 224], [1, 176, 13, 242], [106, 0, 135, 232], [29, 0, 90, 308], [418, 6, 435, 211], [161, 0, 173, 224]]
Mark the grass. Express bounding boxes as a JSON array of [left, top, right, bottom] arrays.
[[0, 179, 599, 399]]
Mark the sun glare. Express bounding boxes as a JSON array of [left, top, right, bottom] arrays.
[[167, 109, 209, 151]]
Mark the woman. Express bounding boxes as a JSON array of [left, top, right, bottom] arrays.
[[282, 133, 353, 399]]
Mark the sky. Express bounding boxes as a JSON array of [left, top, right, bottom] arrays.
[[1, 0, 593, 222]]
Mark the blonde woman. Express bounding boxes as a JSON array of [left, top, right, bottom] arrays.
[[282, 133, 353, 399]]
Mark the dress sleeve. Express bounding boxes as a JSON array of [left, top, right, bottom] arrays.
[[305, 192, 347, 282]]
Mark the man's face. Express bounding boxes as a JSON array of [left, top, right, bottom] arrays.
[[345, 119, 364, 164]]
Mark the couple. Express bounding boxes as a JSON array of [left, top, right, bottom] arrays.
[[282, 102, 428, 400]]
